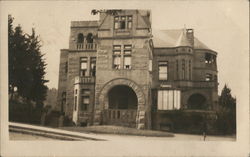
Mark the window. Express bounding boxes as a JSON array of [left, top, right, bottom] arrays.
[[149, 60, 152, 72], [182, 59, 185, 80], [176, 60, 179, 80], [157, 90, 181, 110], [113, 45, 121, 69], [205, 53, 216, 64], [114, 16, 133, 30], [81, 96, 89, 111], [74, 96, 77, 111], [205, 73, 212, 81], [65, 62, 68, 73], [77, 33, 84, 43], [90, 57, 96, 77], [113, 45, 132, 70], [124, 56, 131, 69], [81, 89, 90, 95], [86, 33, 93, 43], [61, 92, 66, 112], [80, 57, 88, 76], [159, 61, 168, 80], [189, 60, 192, 80], [124, 45, 132, 69], [75, 89, 78, 95]]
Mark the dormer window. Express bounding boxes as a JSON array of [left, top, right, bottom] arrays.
[[114, 16, 132, 30]]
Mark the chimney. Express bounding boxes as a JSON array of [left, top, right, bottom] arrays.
[[186, 29, 194, 47]]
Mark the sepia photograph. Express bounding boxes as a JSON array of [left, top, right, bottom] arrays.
[[0, 0, 249, 156]]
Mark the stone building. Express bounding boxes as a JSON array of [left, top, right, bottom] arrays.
[[57, 9, 218, 130]]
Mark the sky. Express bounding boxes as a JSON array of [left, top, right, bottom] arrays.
[[1, 0, 249, 101]]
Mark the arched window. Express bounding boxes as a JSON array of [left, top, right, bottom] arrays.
[[77, 33, 84, 43], [86, 33, 93, 43]]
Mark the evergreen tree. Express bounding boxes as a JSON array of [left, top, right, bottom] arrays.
[[216, 84, 236, 134], [8, 15, 48, 108], [219, 84, 236, 111], [27, 28, 48, 108]]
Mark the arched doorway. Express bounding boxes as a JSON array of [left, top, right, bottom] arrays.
[[187, 93, 207, 109], [97, 78, 146, 128], [108, 85, 138, 110]]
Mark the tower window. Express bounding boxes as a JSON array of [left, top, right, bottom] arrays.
[[77, 33, 84, 43], [205, 53, 216, 64], [182, 59, 185, 80], [90, 57, 96, 77], [74, 96, 77, 111], [159, 61, 168, 80], [205, 73, 212, 81], [65, 62, 68, 73], [113, 45, 121, 69], [80, 57, 88, 77], [176, 60, 179, 80], [189, 60, 192, 80], [114, 16, 133, 30], [123, 45, 132, 69], [113, 44, 132, 70], [81, 96, 90, 111]]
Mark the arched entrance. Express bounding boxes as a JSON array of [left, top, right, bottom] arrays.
[[98, 78, 146, 128], [187, 93, 207, 109], [108, 85, 138, 110]]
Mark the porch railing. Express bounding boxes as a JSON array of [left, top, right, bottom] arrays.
[[103, 109, 137, 127], [76, 43, 97, 50]]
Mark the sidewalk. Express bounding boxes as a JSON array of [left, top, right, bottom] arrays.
[[9, 122, 106, 141]]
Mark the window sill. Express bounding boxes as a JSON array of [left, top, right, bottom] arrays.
[[114, 29, 131, 32]]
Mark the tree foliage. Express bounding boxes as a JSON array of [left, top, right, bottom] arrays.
[[219, 84, 236, 111], [216, 84, 236, 134], [8, 15, 48, 108]]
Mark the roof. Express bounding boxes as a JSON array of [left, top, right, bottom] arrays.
[[153, 29, 213, 51], [71, 21, 99, 28]]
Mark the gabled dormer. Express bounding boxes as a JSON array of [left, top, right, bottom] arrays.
[[97, 10, 151, 38]]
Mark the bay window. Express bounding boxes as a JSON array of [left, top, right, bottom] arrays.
[[157, 90, 181, 110]]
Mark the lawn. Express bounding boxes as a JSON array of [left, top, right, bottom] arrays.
[[60, 125, 174, 137]]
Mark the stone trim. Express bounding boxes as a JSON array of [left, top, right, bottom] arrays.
[[97, 78, 146, 129]]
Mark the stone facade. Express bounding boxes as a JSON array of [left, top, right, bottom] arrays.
[[57, 9, 218, 129]]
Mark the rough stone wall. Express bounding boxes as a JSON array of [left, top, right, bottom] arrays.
[[65, 51, 96, 118], [152, 47, 218, 110], [56, 49, 69, 112], [69, 25, 98, 50], [94, 10, 152, 129]]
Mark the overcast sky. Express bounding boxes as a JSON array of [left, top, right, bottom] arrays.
[[2, 0, 249, 101]]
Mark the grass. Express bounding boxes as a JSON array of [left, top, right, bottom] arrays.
[[60, 125, 174, 137]]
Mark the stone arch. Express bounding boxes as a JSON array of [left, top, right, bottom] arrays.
[[187, 93, 207, 110], [77, 33, 84, 43], [98, 78, 145, 110], [86, 33, 94, 43]]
